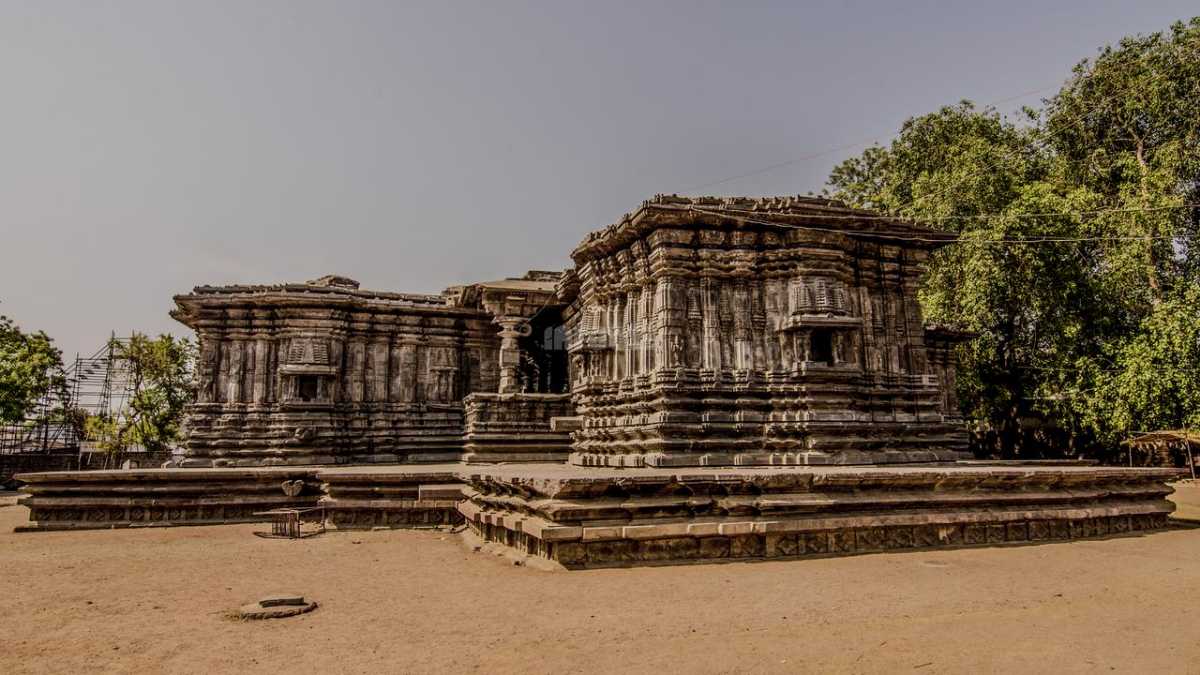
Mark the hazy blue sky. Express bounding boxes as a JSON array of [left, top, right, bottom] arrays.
[[1, 1, 1195, 359]]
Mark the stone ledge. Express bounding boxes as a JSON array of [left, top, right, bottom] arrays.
[[457, 463, 1179, 568], [467, 512, 1172, 569]]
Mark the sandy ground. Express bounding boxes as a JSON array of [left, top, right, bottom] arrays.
[[1, 487, 1199, 674]]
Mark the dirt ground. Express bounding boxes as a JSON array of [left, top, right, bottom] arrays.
[[2, 486, 1199, 675]]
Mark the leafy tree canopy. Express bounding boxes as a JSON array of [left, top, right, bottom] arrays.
[[0, 312, 67, 425], [85, 333, 196, 455], [826, 18, 1200, 457]]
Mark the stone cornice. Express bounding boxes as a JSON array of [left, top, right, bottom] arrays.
[[571, 194, 957, 264]]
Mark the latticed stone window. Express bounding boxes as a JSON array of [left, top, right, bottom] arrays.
[[832, 284, 848, 313], [287, 338, 329, 365], [789, 277, 816, 314], [814, 279, 832, 311]]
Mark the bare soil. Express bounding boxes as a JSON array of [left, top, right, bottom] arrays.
[[2, 485, 1199, 674]]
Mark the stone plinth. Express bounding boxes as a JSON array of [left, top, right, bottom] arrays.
[[16, 468, 321, 531], [459, 464, 1179, 568], [18, 462, 1180, 571], [319, 467, 464, 529], [461, 393, 574, 463]]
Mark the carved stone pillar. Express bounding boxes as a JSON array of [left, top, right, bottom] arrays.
[[495, 317, 530, 394], [252, 338, 270, 403], [196, 338, 219, 403]]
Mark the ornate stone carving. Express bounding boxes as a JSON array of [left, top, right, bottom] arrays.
[[565, 194, 970, 467]]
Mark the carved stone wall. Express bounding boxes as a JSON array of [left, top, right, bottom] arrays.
[[563, 195, 971, 467], [173, 278, 501, 466]]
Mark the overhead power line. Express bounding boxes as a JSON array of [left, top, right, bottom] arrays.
[[687, 205, 1196, 245], [698, 202, 1196, 223], [681, 84, 1059, 193], [681, 38, 1196, 196]]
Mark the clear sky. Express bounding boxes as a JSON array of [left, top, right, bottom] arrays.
[[0, 1, 1195, 360]]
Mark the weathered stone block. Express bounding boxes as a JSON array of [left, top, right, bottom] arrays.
[[1070, 520, 1087, 539], [730, 535, 764, 558], [885, 526, 914, 549], [1050, 519, 1071, 539], [805, 531, 831, 555], [641, 537, 700, 562], [1028, 520, 1050, 541], [766, 534, 799, 557], [587, 539, 637, 563], [829, 529, 856, 554], [698, 536, 731, 559], [963, 524, 986, 545], [553, 541, 587, 566], [856, 527, 885, 551], [937, 524, 964, 546], [913, 525, 938, 548]]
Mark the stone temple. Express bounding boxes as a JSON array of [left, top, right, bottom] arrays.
[[17, 195, 1178, 568], [171, 194, 967, 469]]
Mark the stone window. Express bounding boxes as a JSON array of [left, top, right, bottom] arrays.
[[297, 375, 319, 402], [810, 329, 834, 365]]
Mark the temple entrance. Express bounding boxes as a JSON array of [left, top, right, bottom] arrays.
[[519, 308, 568, 393]]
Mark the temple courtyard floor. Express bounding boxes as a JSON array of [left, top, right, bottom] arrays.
[[0, 483, 1198, 674]]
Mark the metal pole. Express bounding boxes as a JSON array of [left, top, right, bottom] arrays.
[[1186, 427, 1197, 481]]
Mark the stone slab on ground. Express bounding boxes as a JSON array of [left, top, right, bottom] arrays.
[[237, 595, 318, 620]]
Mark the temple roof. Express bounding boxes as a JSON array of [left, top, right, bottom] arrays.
[[572, 194, 957, 262], [172, 277, 454, 326], [466, 270, 560, 294], [442, 270, 563, 311]]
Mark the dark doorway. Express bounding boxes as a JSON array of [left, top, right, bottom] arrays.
[[519, 308, 569, 393], [810, 329, 834, 365], [297, 375, 319, 401]]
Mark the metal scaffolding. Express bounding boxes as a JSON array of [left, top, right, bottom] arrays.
[[0, 335, 134, 458]]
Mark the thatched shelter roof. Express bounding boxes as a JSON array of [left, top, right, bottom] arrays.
[[1123, 430, 1200, 448]]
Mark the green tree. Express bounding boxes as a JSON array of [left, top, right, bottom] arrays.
[[0, 313, 67, 425], [825, 18, 1200, 458], [1043, 17, 1200, 296], [1075, 285, 1200, 444], [827, 103, 1096, 456], [1042, 19, 1200, 446], [86, 334, 196, 456]]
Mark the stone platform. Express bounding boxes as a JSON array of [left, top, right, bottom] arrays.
[[16, 463, 1180, 570], [15, 467, 322, 531], [458, 463, 1180, 569], [15, 466, 464, 532]]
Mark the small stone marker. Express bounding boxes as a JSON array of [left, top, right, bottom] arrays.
[[237, 594, 318, 620]]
